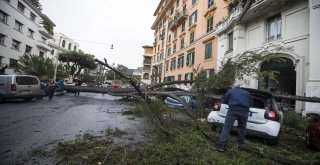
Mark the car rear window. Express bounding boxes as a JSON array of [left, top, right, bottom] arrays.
[[16, 76, 39, 85], [252, 98, 266, 109]]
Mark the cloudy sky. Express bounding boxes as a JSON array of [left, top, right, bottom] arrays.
[[40, 0, 159, 69]]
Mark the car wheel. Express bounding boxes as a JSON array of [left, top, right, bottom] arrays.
[[24, 97, 33, 101], [305, 129, 315, 149]]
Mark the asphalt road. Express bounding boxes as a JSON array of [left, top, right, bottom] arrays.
[[0, 93, 149, 164]]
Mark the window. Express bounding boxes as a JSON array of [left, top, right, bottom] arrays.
[[190, 31, 195, 44], [205, 42, 212, 60], [51, 49, 54, 55], [205, 69, 214, 78], [180, 38, 185, 49], [17, 2, 25, 13], [0, 10, 9, 24], [30, 12, 36, 22], [170, 59, 176, 71], [153, 55, 156, 62], [176, 0, 179, 7], [183, 5, 187, 14], [207, 16, 214, 32], [177, 56, 184, 68], [160, 53, 164, 60], [181, 21, 185, 32], [9, 59, 18, 68], [228, 32, 233, 51], [174, 29, 177, 38], [168, 35, 171, 42], [27, 29, 34, 38], [39, 51, 44, 57], [189, 10, 198, 26], [208, 0, 214, 8], [167, 47, 171, 56], [165, 62, 169, 71], [62, 40, 66, 48], [186, 51, 195, 66], [178, 74, 182, 81], [267, 15, 282, 41], [68, 43, 71, 50], [173, 43, 177, 53], [11, 39, 20, 50], [163, 18, 166, 24], [14, 20, 23, 32], [170, 7, 174, 15], [0, 33, 5, 45], [74, 46, 77, 51], [25, 45, 32, 54], [192, 0, 196, 5], [185, 72, 193, 85]]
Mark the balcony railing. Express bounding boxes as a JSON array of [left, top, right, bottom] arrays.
[[37, 40, 51, 51], [169, 9, 188, 31]]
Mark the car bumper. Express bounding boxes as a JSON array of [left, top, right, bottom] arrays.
[[208, 111, 281, 138]]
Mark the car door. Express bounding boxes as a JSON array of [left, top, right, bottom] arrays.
[[15, 76, 40, 95]]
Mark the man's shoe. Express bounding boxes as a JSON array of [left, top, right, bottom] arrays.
[[215, 146, 226, 152]]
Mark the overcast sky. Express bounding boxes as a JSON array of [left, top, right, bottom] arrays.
[[40, 0, 159, 69]]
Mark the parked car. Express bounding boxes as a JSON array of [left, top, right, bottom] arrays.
[[305, 113, 320, 150], [163, 96, 197, 109], [207, 88, 283, 145], [0, 75, 43, 103]]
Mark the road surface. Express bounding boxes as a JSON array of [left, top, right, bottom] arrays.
[[0, 93, 150, 164]]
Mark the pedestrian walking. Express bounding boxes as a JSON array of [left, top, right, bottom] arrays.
[[215, 82, 253, 152], [74, 79, 82, 95], [47, 81, 56, 100]]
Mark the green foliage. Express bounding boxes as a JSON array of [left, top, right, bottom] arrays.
[[283, 110, 309, 131], [59, 51, 97, 78], [78, 73, 95, 83], [29, 0, 42, 11], [14, 54, 54, 80]]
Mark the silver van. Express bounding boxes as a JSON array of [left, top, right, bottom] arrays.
[[0, 75, 42, 103]]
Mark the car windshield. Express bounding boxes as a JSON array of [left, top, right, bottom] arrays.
[[16, 76, 38, 85]]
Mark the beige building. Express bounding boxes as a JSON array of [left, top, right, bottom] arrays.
[[141, 45, 153, 84], [151, 0, 228, 89]]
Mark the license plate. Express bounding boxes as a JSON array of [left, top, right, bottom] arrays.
[[20, 91, 31, 94]]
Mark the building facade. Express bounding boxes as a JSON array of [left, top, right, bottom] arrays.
[[0, 0, 55, 75], [141, 45, 153, 84], [215, 0, 320, 113], [151, 0, 228, 89]]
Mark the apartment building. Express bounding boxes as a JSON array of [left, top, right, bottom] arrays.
[[215, 0, 320, 113], [151, 0, 228, 89], [0, 0, 55, 75], [141, 45, 153, 84]]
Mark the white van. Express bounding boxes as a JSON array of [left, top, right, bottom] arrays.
[[0, 75, 42, 103]]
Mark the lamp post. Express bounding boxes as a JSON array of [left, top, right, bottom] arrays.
[[113, 63, 115, 85]]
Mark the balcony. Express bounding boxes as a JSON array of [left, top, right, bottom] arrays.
[[39, 27, 53, 39], [143, 59, 152, 64], [37, 40, 51, 51], [169, 9, 188, 31]]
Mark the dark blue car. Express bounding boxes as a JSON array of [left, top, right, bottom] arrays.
[[163, 96, 197, 109]]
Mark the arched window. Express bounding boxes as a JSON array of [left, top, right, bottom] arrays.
[[61, 40, 66, 48], [68, 43, 71, 50]]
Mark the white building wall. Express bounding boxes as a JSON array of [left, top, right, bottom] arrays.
[[306, 0, 320, 113], [217, 1, 315, 113], [0, 0, 54, 75]]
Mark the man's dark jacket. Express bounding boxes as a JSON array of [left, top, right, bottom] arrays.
[[222, 87, 253, 112]]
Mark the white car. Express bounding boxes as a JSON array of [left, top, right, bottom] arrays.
[[207, 88, 283, 145]]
